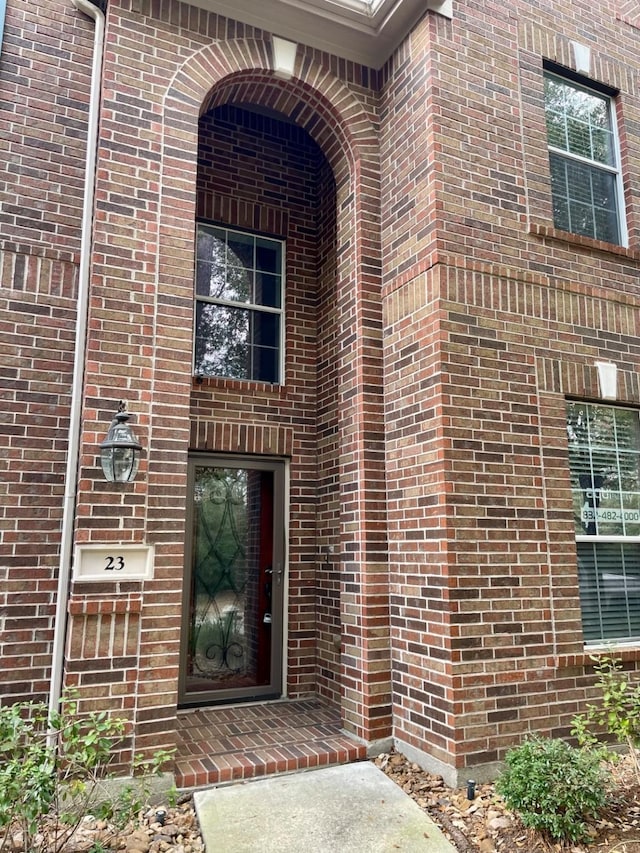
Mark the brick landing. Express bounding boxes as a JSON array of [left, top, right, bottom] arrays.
[[174, 699, 367, 788]]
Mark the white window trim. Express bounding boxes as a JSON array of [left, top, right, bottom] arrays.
[[610, 100, 628, 247], [545, 71, 628, 247], [577, 535, 640, 543], [568, 402, 640, 646]]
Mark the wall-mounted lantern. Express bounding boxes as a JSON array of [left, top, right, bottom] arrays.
[[99, 403, 142, 483]]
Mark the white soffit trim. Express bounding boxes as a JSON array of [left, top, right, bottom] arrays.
[[187, 0, 452, 68]]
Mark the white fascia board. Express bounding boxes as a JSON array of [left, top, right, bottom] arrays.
[[185, 0, 452, 68]]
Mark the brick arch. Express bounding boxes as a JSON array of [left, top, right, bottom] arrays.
[[163, 38, 376, 175], [155, 37, 390, 745], [197, 71, 363, 178]]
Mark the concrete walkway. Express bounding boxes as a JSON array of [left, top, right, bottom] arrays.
[[194, 761, 457, 852]]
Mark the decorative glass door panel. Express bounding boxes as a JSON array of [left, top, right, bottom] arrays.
[[180, 457, 285, 705]]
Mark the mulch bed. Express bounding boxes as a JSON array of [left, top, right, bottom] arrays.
[[7, 750, 640, 851], [375, 750, 640, 853]]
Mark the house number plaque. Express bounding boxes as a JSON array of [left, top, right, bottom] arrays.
[[73, 544, 154, 581]]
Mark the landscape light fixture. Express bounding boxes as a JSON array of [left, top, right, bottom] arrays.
[[99, 402, 142, 483]]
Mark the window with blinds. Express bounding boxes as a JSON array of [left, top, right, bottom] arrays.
[[567, 402, 640, 643], [544, 71, 626, 246]]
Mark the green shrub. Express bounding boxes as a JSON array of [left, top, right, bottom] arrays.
[[495, 735, 611, 844], [0, 692, 173, 853], [572, 655, 640, 781], [0, 693, 126, 852]]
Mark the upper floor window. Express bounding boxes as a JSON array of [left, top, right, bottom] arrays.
[[567, 402, 640, 644], [194, 224, 284, 383], [544, 71, 625, 245]]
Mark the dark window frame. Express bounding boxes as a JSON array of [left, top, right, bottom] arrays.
[[193, 222, 285, 384]]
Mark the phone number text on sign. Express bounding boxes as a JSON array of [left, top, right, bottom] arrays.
[[581, 507, 640, 524]]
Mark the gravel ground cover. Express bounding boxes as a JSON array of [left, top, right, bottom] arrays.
[[4, 796, 204, 853], [375, 750, 640, 853], [8, 750, 640, 851]]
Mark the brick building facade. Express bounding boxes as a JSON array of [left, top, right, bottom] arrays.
[[1, 0, 639, 786]]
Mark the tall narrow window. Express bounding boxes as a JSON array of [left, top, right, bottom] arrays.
[[194, 224, 284, 382], [567, 402, 640, 643], [544, 71, 625, 245]]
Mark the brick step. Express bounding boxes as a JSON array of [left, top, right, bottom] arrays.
[[175, 700, 367, 789], [175, 735, 366, 788]]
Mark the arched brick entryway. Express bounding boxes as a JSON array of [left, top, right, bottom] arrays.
[[68, 26, 391, 774], [162, 42, 391, 742]]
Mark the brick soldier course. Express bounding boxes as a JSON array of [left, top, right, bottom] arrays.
[[1, 0, 639, 786]]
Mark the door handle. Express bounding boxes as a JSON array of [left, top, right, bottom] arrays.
[[265, 565, 283, 582]]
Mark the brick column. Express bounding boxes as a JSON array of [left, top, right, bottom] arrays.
[[336, 163, 392, 744]]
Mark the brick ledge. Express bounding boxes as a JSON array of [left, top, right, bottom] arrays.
[[552, 647, 640, 668], [529, 223, 640, 262], [68, 596, 143, 615]]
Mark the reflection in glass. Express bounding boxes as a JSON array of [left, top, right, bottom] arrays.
[[545, 76, 614, 166], [545, 73, 620, 244], [185, 466, 274, 693], [549, 154, 619, 244], [194, 224, 283, 382], [568, 403, 640, 643], [567, 402, 640, 538], [194, 305, 280, 382], [578, 542, 640, 642]]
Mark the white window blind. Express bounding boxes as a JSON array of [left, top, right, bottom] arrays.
[[567, 402, 640, 643]]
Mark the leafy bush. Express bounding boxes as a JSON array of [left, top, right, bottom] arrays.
[[0, 692, 173, 853], [96, 749, 177, 829], [495, 735, 611, 843], [572, 655, 640, 781], [0, 693, 127, 852]]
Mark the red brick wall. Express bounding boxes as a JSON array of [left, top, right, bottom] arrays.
[[315, 155, 342, 706], [0, 0, 93, 253], [152, 10, 389, 743], [380, 3, 640, 781], [0, 0, 93, 702], [618, 0, 640, 29], [5, 0, 640, 785], [192, 104, 337, 700], [61, 0, 390, 757]]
